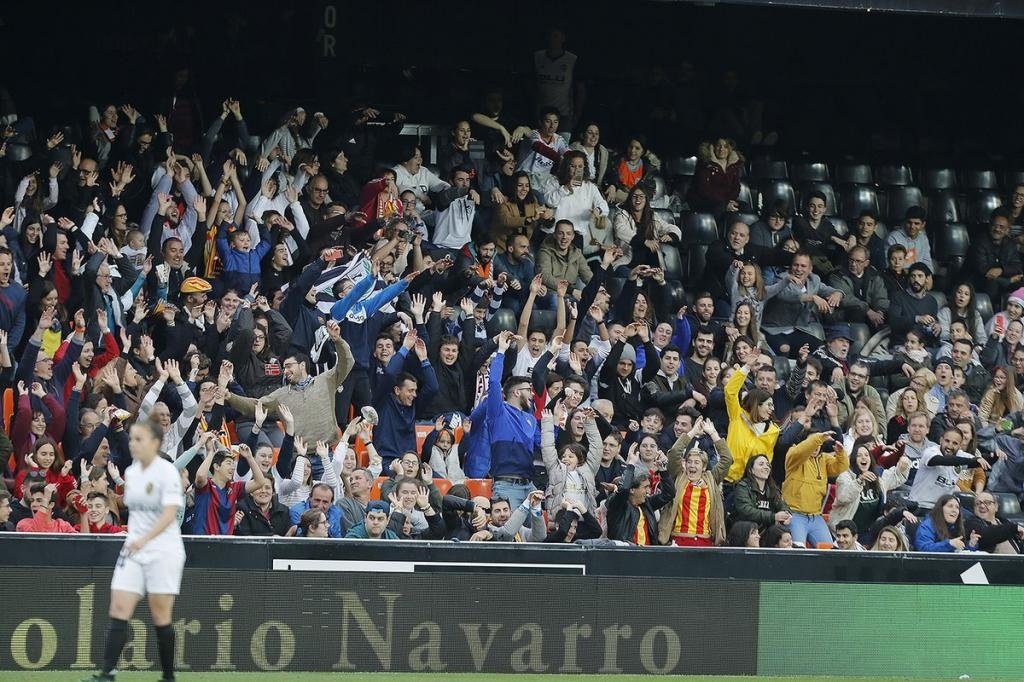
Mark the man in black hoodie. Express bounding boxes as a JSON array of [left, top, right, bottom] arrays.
[[605, 459, 674, 545]]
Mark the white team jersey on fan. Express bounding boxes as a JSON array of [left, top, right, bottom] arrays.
[[534, 49, 577, 118], [123, 457, 184, 557]]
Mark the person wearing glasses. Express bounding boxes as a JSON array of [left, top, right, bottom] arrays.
[[965, 492, 1024, 554], [965, 207, 1022, 303], [827, 245, 889, 331], [833, 359, 886, 431]]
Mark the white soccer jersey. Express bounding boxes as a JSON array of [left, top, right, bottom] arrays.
[[534, 49, 577, 118], [122, 457, 184, 557]]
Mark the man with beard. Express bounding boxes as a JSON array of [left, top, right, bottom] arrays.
[[889, 262, 940, 347], [761, 252, 843, 357]]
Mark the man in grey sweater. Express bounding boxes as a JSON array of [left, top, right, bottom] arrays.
[[226, 319, 354, 444]]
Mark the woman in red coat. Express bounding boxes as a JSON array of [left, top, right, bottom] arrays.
[[688, 137, 745, 214]]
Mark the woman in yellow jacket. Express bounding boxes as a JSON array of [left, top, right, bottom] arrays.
[[781, 431, 849, 547], [724, 356, 780, 493]]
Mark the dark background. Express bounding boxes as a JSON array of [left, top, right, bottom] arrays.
[[0, 0, 1021, 161]]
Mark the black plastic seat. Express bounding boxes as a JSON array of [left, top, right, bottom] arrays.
[[772, 356, 792, 382], [925, 189, 960, 224], [790, 162, 830, 184], [686, 245, 709, 285], [934, 223, 970, 262], [885, 186, 924, 225], [681, 212, 719, 245], [604, 277, 626, 301], [962, 169, 998, 191], [797, 182, 838, 216], [737, 181, 754, 208], [875, 165, 913, 187], [993, 493, 1023, 519], [661, 245, 684, 281], [838, 185, 880, 221], [966, 191, 1002, 225], [928, 291, 947, 311], [849, 323, 871, 356], [748, 158, 788, 181], [487, 308, 517, 336], [734, 212, 759, 226], [756, 180, 796, 214], [918, 167, 957, 191], [830, 218, 849, 237], [1003, 170, 1024, 189], [974, 293, 993, 322], [834, 163, 873, 185], [666, 155, 697, 178], [529, 310, 557, 334]]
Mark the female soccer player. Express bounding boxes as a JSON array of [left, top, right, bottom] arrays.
[[89, 421, 184, 682]]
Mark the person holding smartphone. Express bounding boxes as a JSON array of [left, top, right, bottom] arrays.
[[781, 431, 849, 547]]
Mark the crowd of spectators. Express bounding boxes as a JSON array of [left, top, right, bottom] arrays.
[[1, 30, 1023, 556]]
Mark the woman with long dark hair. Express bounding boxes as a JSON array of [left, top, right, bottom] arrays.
[[914, 494, 978, 552], [731, 453, 791, 532], [830, 437, 909, 541], [938, 282, 987, 346], [615, 184, 680, 272]]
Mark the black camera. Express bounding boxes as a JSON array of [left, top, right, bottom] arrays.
[[821, 438, 838, 452]]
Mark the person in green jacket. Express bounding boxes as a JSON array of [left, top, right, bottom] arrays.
[[730, 453, 791, 532], [344, 501, 401, 539]]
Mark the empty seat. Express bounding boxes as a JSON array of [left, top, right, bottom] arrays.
[[748, 158, 788, 181], [665, 155, 697, 178], [686, 245, 710, 285], [974, 292, 993, 322], [993, 492, 1023, 522], [653, 208, 676, 226], [885, 186, 924, 225], [756, 180, 796, 213], [661, 245, 684, 281], [962, 169, 998, 191], [925, 189, 960, 224], [486, 308, 517, 336], [682, 212, 720, 245], [5, 143, 31, 162], [933, 223, 970, 262], [651, 175, 668, 202], [790, 161, 830, 184], [955, 492, 976, 512], [734, 212, 759, 226], [966, 191, 1002, 225], [772, 355, 792, 382], [849, 323, 871, 356], [834, 163, 873, 185], [798, 182, 838, 216], [918, 167, 957, 191], [529, 310, 557, 333], [465, 479, 493, 500], [875, 165, 913, 186], [1003, 170, 1024, 189], [928, 291, 947, 311], [737, 181, 754, 208], [839, 185, 880, 221], [660, 281, 686, 319]]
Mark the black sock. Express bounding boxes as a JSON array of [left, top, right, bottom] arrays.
[[155, 624, 175, 679], [102, 618, 129, 675]]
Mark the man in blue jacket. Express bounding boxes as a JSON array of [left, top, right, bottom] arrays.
[[372, 328, 438, 468], [288, 483, 344, 538], [487, 331, 540, 510]]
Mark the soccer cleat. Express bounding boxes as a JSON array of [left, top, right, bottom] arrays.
[[82, 674, 115, 682]]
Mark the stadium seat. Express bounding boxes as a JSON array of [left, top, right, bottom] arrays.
[[756, 180, 796, 213], [682, 212, 720, 245], [1003, 170, 1024, 189], [434, 479, 454, 496], [834, 163, 872, 185], [5, 143, 31, 162], [686, 245, 709, 285], [848, 323, 871, 356], [962, 169, 998, 191], [748, 158, 788, 181], [838, 185, 880, 221], [415, 424, 432, 454], [529, 310, 557, 333], [875, 164, 913, 186], [884, 186, 924, 225], [465, 479, 493, 499], [966, 191, 1002, 225], [651, 175, 668, 203], [873, 221, 889, 241], [789, 161, 830, 184], [974, 293, 993, 322], [830, 217, 848, 237], [737, 181, 754, 208], [653, 208, 677, 227], [661, 245, 684, 281], [924, 189, 960, 224], [933, 222, 970, 261], [928, 291, 947, 311], [955, 492, 976, 512], [798, 182, 838, 216], [734, 212, 759, 226], [665, 155, 697, 178], [994, 492, 1024, 524], [772, 355, 792, 382], [659, 281, 686, 320], [486, 308, 517, 336], [918, 167, 957, 191], [370, 476, 388, 501], [604, 277, 626, 301]]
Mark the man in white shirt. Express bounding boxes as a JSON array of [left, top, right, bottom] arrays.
[[432, 167, 480, 252], [515, 108, 568, 183]]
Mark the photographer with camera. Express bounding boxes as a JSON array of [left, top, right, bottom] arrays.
[[781, 431, 849, 547]]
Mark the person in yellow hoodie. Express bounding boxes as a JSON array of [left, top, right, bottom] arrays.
[[782, 431, 849, 547], [724, 354, 780, 502], [658, 416, 733, 547]]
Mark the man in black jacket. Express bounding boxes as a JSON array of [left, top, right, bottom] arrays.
[[641, 344, 692, 415], [705, 219, 790, 304], [965, 207, 1023, 303], [965, 492, 1024, 554], [888, 262, 940, 347], [605, 461, 675, 545]]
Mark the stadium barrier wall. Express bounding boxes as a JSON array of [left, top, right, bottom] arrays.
[[2, 536, 1022, 676]]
